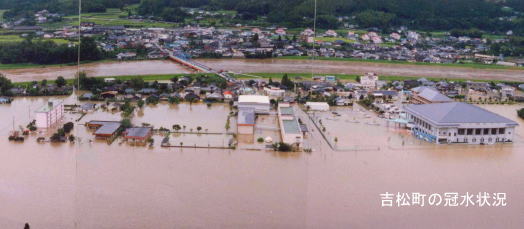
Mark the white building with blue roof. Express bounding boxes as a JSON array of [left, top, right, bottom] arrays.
[[404, 102, 518, 144]]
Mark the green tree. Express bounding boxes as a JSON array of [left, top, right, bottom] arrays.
[[0, 74, 13, 96], [55, 76, 66, 87], [355, 10, 396, 29]]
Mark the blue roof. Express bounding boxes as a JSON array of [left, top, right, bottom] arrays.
[[238, 108, 255, 125], [405, 102, 518, 126]]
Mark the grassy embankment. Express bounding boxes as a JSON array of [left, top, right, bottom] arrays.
[[231, 72, 523, 84], [277, 56, 523, 70], [0, 59, 118, 70], [13, 72, 522, 87]]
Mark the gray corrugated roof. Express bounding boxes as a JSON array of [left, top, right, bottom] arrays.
[[94, 122, 121, 135], [413, 86, 452, 102], [125, 127, 152, 138], [405, 102, 518, 126]]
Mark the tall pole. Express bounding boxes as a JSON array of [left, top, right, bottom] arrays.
[[77, 0, 82, 93], [311, 0, 317, 78]]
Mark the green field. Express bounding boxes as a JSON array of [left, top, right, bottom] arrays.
[[59, 8, 178, 28], [231, 72, 522, 84], [0, 9, 6, 21], [0, 34, 24, 43], [277, 56, 523, 70]]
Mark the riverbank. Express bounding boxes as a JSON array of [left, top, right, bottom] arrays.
[[2, 58, 524, 83], [276, 56, 524, 70], [11, 72, 524, 87]]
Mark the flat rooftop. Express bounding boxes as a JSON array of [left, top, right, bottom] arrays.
[[36, 100, 63, 113], [238, 95, 270, 104], [279, 106, 294, 116], [282, 119, 301, 134], [238, 108, 255, 125], [405, 102, 518, 126]]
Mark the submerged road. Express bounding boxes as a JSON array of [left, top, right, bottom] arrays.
[[1, 58, 523, 82]]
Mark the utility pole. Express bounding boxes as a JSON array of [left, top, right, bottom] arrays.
[[311, 0, 317, 79], [77, 0, 82, 94]]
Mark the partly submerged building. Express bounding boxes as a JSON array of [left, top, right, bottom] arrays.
[[238, 95, 270, 114], [277, 104, 303, 147], [35, 100, 64, 128], [87, 121, 121, 139], [404, 102, 518, 144], [305, 102, 330, 111], [124, 127, 153, 143], [237, 108, 256, 135]]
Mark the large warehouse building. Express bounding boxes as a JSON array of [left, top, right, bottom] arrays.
[[404, 102, 518, 144], [238, 95, 270, 114]]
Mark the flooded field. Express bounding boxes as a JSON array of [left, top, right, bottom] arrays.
[[2, 58, 524, 82], [1, 95, 524, 228]]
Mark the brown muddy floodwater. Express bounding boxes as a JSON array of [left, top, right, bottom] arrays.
[[1, 95, 524, 228], [2, 59, 524, 82]]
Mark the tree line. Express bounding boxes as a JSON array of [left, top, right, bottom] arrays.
[[134, 0, 524, 34], [1, 0, 141, 20], [0, 37, 103, 65]]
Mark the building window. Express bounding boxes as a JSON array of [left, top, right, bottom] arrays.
[[491, 128, 497, 135], [499, 128, 505, 134], [483, 129, 489, 135], [475, 129, 481, 135], [467, 129, 473, 135], [458, 129, 465, 135]]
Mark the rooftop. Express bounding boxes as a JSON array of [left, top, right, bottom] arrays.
[[238, 108, 255, 125], [36, 100, 63, 113], [94, 122, 121, 135], [125, 127, 152, 138], [412, 86, 453, 103], [405, 102, 518, 126], [279, 106, 295, 116], [238, 95, 270, 104], [282, 119, 301, 134]]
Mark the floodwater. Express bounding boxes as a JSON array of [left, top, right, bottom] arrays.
[[1, 95, 524, 228], [2, 59, 524, 82]]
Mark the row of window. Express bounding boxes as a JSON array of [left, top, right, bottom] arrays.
[[457, 128, 506, 136], [455, 137, 506, 143]]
